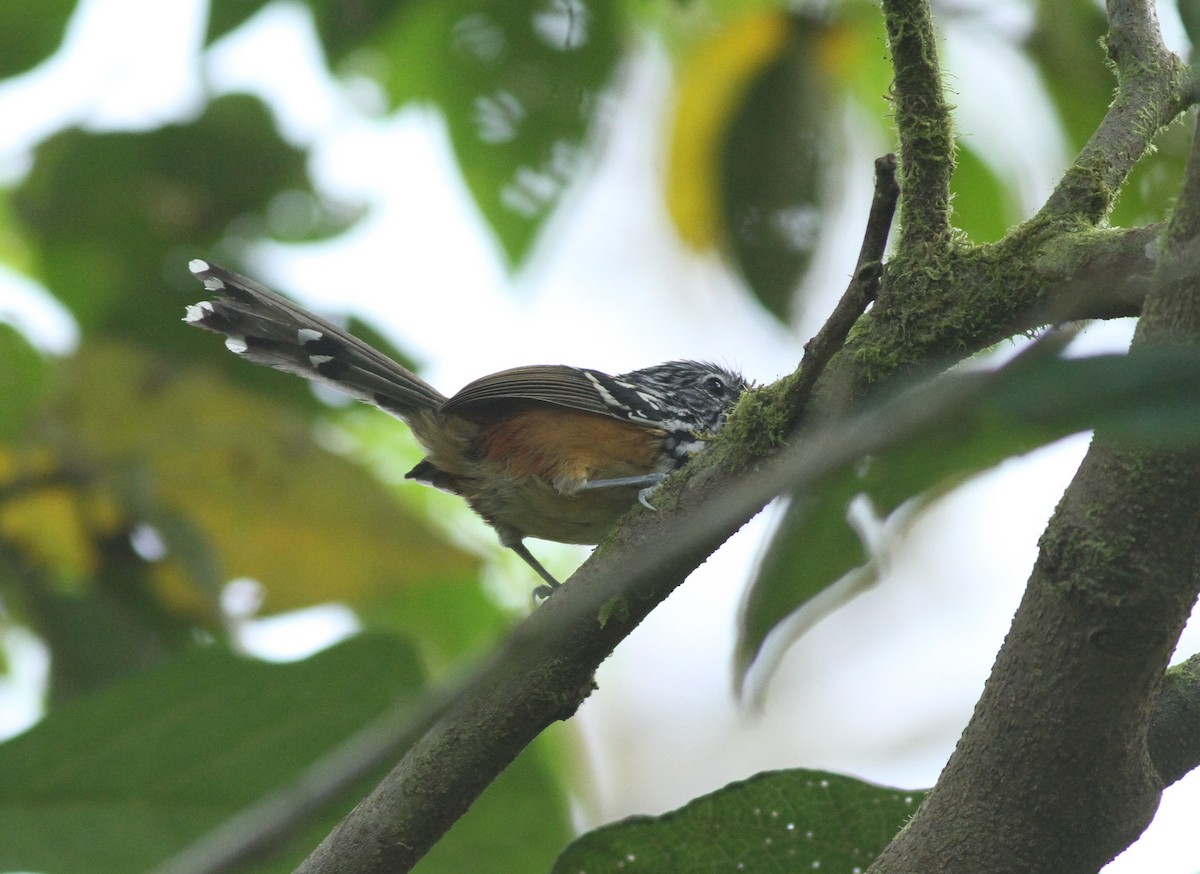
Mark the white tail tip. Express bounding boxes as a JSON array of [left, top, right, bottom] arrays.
[[183, 301, 214, 323]]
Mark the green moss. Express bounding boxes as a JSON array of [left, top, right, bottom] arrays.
[[838, 243, 1003, 384], [718, 382, 794, 460], [837, 217, 1120, 390]]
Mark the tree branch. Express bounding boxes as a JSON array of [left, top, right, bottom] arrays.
[[1037, 0, 1187, 225], [1148, 653, 1200, 787], [292, 3, 1200, 869], [825, 3, 1194, 396], [293, 157, 904, 874], [868, 101, 1200, 874], [1022, 224, 1159, 326], [880, 0, 954, 250]]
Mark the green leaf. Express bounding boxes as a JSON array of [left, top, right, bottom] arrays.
[[362, 570, 512, 672], [719, 16, 836, 321], [665, 7, 893, 321], [667, 11, 793, 255], [379, 0, 624, 264], [1181, 0, 1200, 49], [310, 0, 417, 65], [0, 0, 76, 77], [29, 529, 196, 702], [552, 769, 923, 873], [1026, 0, 1109, 152], [949, 144, 1017, 244], [0, 634, 426, 873], [0, 323, 48, 440], [206, 0, 273, 43], [1110, 113, 1192, 228], [13, 95, 351, 357], [737, 343, 1200, 688]]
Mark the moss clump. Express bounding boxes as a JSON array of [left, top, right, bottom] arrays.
[[721, 381, 795, 457]]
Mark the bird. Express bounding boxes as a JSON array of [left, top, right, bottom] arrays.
[[183, 259, 748, 595]]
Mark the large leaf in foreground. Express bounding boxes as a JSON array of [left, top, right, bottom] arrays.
[[553, 769, 922, 873], [0, 635, 424, 873], [738, 343, 1200, 690], [0, 633, 572, 873]]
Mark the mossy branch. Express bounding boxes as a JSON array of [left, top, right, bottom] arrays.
[[834, 0, 1194, 395], [880, 0, 955, 251], [288, 2, 1200, 872], [868, 87, 1200, 874], [1037, 0, 1188, 225]]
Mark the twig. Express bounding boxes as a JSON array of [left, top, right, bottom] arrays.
[[786, 154, 898, 417], [1148, 652, 1200, 786]]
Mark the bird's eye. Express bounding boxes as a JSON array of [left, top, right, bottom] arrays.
[[704, 376, 726, 396]]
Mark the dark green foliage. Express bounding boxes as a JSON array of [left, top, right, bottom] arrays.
[[0, 0, 76, 77], [554, 769, 923, 873]]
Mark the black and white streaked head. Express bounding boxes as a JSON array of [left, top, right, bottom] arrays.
[[583, 360, 750, 468]]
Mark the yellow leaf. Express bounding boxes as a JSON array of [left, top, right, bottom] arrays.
[[0, 448, 99, 584], [49, 343, 479, 614], [666, 10, 789, 250]]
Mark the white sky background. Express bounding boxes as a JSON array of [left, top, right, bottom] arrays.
[[1, 1, 1199, 871]]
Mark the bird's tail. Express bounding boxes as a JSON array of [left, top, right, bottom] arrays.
[[184, 259, 447, 420]]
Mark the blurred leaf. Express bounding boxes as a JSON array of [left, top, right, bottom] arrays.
[[206, 0, 274, 43], [311, 0, 416, 65], [379, 0, 624, 264], [1025, 0, 1109, 151], [667, 10, 790, 253], [950, 143, 1017, 244], [0, 634, 425, 873], [823, 0, 894, 112], [0, 323, 48, 440], [0, 631, 572, 874], [738, 343, 1200, 689], [1110, 114, 1191, 229], [1182, 0, 1200, 51], [668, 10, 887, 320], [361, 569, 510, 672], [45, 342, 478, 614], [553, 769, 923, 873], [16, 527, 197, 702], [0, 447, 101, 585], [721, 17, 838, 320], [13, 95, 352, 358], [0, 0, 76, 78]]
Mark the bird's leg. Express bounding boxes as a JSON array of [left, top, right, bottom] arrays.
[[506, 539, 562, 600], [580, 472, 666, 509]]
